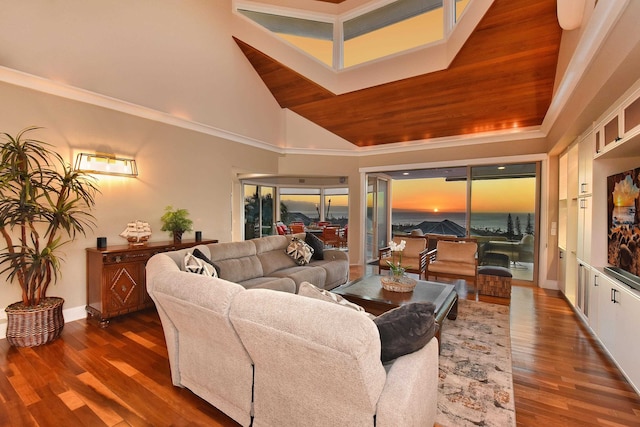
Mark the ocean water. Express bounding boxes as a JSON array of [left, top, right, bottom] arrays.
[[392, 211, 535, 233], [288, 207, 534, 233]]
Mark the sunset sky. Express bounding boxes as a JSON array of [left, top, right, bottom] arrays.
[[392, 177, 536, 213]]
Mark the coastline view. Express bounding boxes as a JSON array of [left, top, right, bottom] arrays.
[[392, 210, 535, 236]]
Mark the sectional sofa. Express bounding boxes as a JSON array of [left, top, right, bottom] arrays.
[[145, 236, 439, 426], [205, 233, 349, 292]]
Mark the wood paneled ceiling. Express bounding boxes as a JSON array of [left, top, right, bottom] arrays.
[[235, 0, 562, 147]]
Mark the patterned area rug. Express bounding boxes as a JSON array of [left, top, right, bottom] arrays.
[[436, 298, 515, 427]]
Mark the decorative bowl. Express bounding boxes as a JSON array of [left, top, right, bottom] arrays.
[[380, 275, 417, 292]]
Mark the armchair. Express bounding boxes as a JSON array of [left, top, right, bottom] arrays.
[[425, 238, 478, 285], [379, 236, 428, 279], [289, 223, 305, 234], [322, 226, 346, 248]]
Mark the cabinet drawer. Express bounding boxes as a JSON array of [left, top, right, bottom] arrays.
[[102, 251, 152, 265]]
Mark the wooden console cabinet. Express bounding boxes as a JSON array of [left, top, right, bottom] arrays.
[[86, 239, 217, 326]]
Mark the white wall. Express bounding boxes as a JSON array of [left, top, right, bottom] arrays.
[[0, 0, 284, 147], [0, 81, 281, 327]]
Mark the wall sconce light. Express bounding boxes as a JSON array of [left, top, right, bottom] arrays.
[[74, 153, 138, 177]]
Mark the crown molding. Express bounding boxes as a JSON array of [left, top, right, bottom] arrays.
[[283, 126, 545, 156], [0, 66, 285, 154]]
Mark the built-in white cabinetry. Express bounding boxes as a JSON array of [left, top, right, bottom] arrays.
[[557, 77, 640, 394], [564, 143, 579, 306], [597, 272, 640, 393], [577, 131, 594, 264], [558, 248, 566, 295], [576, 261, 590, 319], [594, 86, 640, 160], [588, 270, 600, 334], [596, 272, 616, 353], [578, 131, 594, 197]]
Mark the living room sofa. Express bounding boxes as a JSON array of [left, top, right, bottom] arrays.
[[146, 242, 439, 427], [207, 234, 349, 291]]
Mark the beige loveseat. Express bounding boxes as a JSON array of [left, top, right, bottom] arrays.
[[146, 244, 439, 427]]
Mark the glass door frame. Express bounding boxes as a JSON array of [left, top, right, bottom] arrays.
[[365, 174, 391, 264], [364, 160, 541, 285]]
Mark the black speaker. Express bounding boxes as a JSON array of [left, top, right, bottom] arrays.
[[195, 231, 202, 242], [97, 237, 107, 249]]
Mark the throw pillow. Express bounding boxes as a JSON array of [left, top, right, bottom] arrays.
[[374, 302, 436, 363], [305, 232, 324, 260], [192, 248, 221, 277], [286, 237, 314, 265], [298, 282, 376, 320], [184, 252, 218, 278]]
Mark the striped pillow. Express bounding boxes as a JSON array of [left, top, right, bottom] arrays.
[[184, 252, 218, 277]]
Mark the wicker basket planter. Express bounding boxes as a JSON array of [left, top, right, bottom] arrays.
[[5, 297, 65, 347]]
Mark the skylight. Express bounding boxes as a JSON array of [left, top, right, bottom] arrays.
[[237, 0, 470, 69]]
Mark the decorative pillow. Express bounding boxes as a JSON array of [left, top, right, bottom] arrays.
[[286, 237, 314, 265], [184, 252, 218, 277], [298, 282, 376, 319], [192, 248, 221, 277], [373, 302, 436, 363], [305, 232, 324, 260]]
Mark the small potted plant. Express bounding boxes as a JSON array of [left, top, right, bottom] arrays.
[[0, 127, 99, 347], [160, 206, 193, 243]]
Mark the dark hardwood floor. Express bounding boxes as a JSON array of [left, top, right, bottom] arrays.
[[0, 267, 639, 426]]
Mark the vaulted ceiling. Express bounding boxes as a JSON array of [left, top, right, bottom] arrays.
[[234, 0, 562, 147]]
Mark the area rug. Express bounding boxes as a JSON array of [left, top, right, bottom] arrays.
[[436, 298, 515, 427]]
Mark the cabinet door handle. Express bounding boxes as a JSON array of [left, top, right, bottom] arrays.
[[611, 288, 618, 303], [581, 183, 587, 193], [593, 276, 598, 286]]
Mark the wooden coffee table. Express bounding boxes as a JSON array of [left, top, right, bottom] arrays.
[[332, 275, 458, 349]]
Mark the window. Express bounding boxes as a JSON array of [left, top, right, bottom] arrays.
[[344, 0, 444, 67], [237, 9, 334, 67], [324, 187, 349, 227], [279, 187, 349, 226], [279, 187, 322, 225], [236, 0, 467, 70], [242, 178, 349, 240], [385, 162, 539, 283], [391, 167, 467, 236]]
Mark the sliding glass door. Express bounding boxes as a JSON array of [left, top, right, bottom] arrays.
[[366, 175, 390, 262], [469, 163, 538, 283], [243, 184, 275, 240], [386, 162, 539, 283]]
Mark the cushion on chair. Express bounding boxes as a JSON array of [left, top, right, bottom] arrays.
[[478, 266, 512, 278], [428, 261, 477, 277], [435, 240, 477, 265]]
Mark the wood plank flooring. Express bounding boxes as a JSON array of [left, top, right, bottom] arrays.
[[0, 268, 639, 426]]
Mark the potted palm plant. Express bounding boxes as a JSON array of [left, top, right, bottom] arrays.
[[0, 127, 98, 347], [160, 205, 193, 243]]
